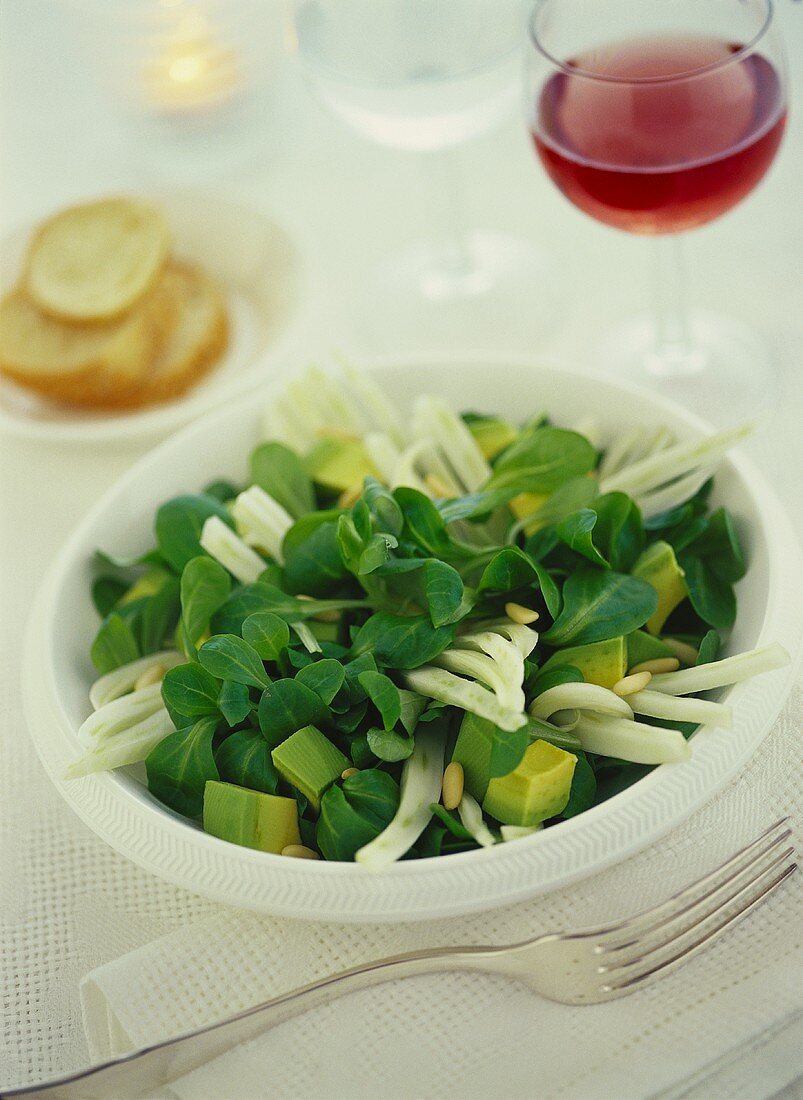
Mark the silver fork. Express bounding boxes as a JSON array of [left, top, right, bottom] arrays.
[[5, 819, 795, 1100]]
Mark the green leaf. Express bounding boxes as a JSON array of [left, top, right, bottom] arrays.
[[316, 769, 399, 861], [181, 557, 231, 646], [398, 689, 427, 735], [476, 546, 561, 619], [198, 635, 270, 689], [139, 574, 181, 655], [697, 629, 721, 665], [555, 509, 609, 568], [488, 722, 530, 779], [283, 520, 350, 597], [677, 556, 736, 630], [591, 492, 645, 573], [249, 441, 315, 520], [91, 576, 128, 617], [358, 670, 402, 730], [257, 679, 329, 746], [146, 715, 219, 819], [366, 727, 414, 762], [561, 751, 596, 818], [485, 427, 597, 493], [242, 612, 291, 662], [380, 558, 466, 628], [215, 728, 278, 794], [155, 494, 233, 573], [393, 487, 476, 561], [202, 479, 239, 503], [162, 662, 220, 725], [529, 664, 584, 697], [361, 477, 404, 537], [296, 659, 346, 705], [682, 507, 746, 582], [212, 582, 364, 632], [438, 488, 521, 524], [352, 612, 456, 670], [358, 533, 398, 575], [543, 569, 658, 647], [218, 680, 252, 727], [90, 613, 140, 674]]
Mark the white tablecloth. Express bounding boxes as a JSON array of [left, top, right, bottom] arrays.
[[1, 1, 802, 1094]]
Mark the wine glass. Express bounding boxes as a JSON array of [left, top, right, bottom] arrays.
[[295, 0, 559, 353], [525, 0, 788, 420]]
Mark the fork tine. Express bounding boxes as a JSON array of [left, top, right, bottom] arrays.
[[601, 859, 796, 994], [599, 823, 793, 955], [596, 818, 790, 950]]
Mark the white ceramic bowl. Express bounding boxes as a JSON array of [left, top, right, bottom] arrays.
[[22, 357, 802, 921], [0, 191, 301, 443]]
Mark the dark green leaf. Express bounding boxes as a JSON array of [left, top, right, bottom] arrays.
[[429, 804, 474, 840], [555, 509, 609, 568], [250, 441, 315, 520], [485, 427, 596, 493], [591, 492, 645, 573], [358, 533, 398, 575], [198, 635, 270, 689], [146, 716, 219, 818], [257, 678, 328, 746], [380, 558, 466, 628], [529, 664, 584, 697], [697, 629, 721, 665], [90, 613, 140, 674], [476, 546, 561, 619], [212, 582, 365, 632], [215, 728, 278, 794], [399, 689, 427, 735], [361, 477, 404, 537], [678, 556, 736, 630], [561, 751, 596, 818], [296, 659, 346, 704], [155, 494, 233, 572], [162, 662, 220, 725], [218, 680, 252, 727], [316, 769, 399, 861], [91, 576, 128, 617], [139, 575, 181, 655], [352, 612, 456, 670], [283, 520, 350, 596], [181, 557, 231, 646], [201, 479, 239, 503], [242, 612, 291, 662], [543, 569, 658, 647], [488, 722, 529, 779], [358, 670, 401, 730], [366, 727, 414, 762], [683, 508, 746, 582]]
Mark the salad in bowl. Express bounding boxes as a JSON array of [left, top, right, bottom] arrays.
[[67, 364, 789, 868]]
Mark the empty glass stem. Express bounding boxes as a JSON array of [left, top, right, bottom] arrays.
[[648, 236, 705, 377]]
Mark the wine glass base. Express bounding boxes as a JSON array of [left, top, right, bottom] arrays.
[[349, 231, 562, 355], [596, 310, 777, 425]]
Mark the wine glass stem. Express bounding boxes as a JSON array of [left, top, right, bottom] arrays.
[[424, 148, 475, 287], [649, 235, 705, 377]]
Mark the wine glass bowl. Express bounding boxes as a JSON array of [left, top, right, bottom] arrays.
[[524, 0, 788, 420]]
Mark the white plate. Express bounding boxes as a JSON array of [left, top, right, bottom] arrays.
[[0, 191, 301, 443], [22, 357, 803, 921]]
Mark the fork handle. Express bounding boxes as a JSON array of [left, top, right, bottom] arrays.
[[7, 945, 501, 1099]]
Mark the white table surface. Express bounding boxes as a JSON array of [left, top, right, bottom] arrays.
[[1, 1, 801, 1094]]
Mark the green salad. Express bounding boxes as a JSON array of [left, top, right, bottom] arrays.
[[70, 365, 788, 867]]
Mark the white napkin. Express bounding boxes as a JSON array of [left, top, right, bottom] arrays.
[[80, 687, 803, 1100]]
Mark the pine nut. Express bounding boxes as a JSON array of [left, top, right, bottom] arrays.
[[442, 761, 465, 811], [662, 638, 699, 666], [627, 657, 681, 676], [341, 767, 359, 780], [424, 473, 455, 499], [612, 670, 652, 697], [281, 844, 320, 860], [133, 664, 164, 691], [337, 483, 362, 509], [505, 602, 540, 625]]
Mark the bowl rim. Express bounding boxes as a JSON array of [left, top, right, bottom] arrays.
[[22, 353, 803, 919]]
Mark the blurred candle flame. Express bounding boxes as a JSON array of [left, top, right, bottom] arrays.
[[142, 5, 243, 114]]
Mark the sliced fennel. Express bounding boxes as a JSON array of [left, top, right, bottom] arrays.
[[412, 396, 491, 493], [458, 792, 496, 848], [572, 712, 691, 765], [200, 516, 265, 585], [355, 725, 444, 869], [89, 650, 183, 710], [628, 689, 732, 728], [231, 486, 293, 564], [79, 682, 165, 744], [529, 683, 633, 722], [65, 707, 175, 778], [648, 643, 789, 696], [405, 666, 527, 732]]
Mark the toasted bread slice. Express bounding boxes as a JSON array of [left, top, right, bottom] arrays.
[[24, 197, 169, 323], [0, 273, 178, 408], [131, 260, 229, 407]]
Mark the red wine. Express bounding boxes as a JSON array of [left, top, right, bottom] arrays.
[[532, 36, 786, 234]]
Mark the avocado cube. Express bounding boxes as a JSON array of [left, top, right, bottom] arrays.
[[539, 637, 626, 689], [304, 438, 376, 493], [203, 781, 300, 853], [632, 541, 688, 634], [483, 740, 577, 827], [271, 725, 349, 812]]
